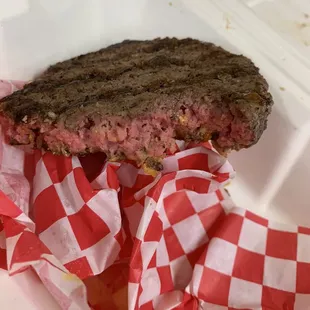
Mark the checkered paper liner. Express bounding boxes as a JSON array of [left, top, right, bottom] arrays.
[[0, 80, 310, 310]]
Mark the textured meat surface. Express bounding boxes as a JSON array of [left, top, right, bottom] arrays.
[[0, 38, 273, 168]]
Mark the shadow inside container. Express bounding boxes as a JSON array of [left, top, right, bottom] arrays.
[[228, 104, 294, 199], [271, 141, 310, 227]]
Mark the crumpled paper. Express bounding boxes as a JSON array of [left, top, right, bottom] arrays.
[[0, 80, 310, 310]]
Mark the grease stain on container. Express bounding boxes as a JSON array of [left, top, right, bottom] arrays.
[[223, 14, 234, 30], [62, 273, 80, 282], [295, 22, 310, 29]]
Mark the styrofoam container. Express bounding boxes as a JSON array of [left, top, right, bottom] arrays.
[[0, 0, 310, 308]]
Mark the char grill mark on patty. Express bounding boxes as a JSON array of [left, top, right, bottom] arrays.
[[2, 38, 270, 122]]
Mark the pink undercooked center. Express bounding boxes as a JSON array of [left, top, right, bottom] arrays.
[[0, 104, 253, 163]]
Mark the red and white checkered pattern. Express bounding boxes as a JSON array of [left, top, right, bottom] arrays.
[[30, 152, 122, 277], [1, 80, 310, 310], [129, 205, 310, 310]]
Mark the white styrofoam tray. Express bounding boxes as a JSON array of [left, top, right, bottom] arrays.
[[1, 0, 310, 309]]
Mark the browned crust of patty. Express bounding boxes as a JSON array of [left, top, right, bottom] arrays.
[[0, 38, 272, 123]]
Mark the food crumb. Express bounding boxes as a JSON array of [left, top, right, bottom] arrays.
[[279, 87, 285, 91], [142, 164, 159, 177]]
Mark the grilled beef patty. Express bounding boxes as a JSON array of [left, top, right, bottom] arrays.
[[0, 38, 273, 170]]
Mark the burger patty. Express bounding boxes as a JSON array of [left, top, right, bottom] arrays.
[[0, 37, 273, 170]]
